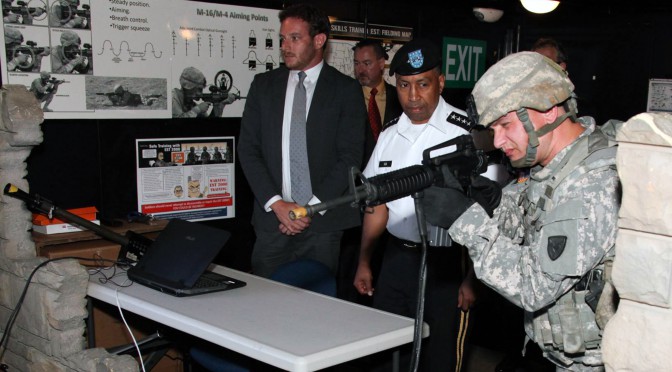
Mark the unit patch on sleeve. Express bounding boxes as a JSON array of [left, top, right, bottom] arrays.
[[547, 235, 567, 261]]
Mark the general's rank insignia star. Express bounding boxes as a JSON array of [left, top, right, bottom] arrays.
[[447, 112, 474, 131]]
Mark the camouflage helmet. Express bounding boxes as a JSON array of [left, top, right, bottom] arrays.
[[113, 84, 124, 94], [179, 67, 206, 90], [60, 30, 81, 47], [469, 51, 574, 127], [4, 27, 23, 44], [40, 71, 51, 79]]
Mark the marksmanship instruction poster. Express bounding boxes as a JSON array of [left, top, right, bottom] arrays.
[[1, 0, 280, 119], [136, 136, 235, 221]]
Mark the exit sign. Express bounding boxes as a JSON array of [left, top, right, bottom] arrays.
[[443, 37, 486, 89]]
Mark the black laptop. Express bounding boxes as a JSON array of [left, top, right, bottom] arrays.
[[127, 218, 246, 297]]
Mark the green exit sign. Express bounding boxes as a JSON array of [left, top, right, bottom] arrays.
[[443, 37, 486, 89]]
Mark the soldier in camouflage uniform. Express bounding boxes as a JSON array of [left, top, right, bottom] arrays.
[[422, 51, 620, 371]]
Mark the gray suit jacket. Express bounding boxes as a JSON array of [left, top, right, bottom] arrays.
[[238, 64, 367, 232]]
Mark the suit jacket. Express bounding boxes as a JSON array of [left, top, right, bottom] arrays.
[[238, 64, 367, 233], [363, 82, 402, 166]]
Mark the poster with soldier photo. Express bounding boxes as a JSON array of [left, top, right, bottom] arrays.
[[1, 0, 280, 119], [326, 20, 412, 87], [168, 2, 280, 119], [136, 136, 235, 222]]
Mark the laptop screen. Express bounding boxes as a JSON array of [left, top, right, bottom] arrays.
[[135, 219, 231, 287]]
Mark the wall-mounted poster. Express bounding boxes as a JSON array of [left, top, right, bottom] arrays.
[[136, 137, 235, 222], [647, 79, 672, 112], [326, 20, 412, 87], [0, 0, 280, 119]]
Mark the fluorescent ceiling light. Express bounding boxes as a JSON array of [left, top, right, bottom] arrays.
[[520, 0, 560, 14]]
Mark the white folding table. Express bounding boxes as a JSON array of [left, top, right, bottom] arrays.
[[87, 265, 424, 372]]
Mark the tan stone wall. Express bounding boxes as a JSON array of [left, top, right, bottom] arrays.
[[603, 112, 672, 371], [0, 85, 136, 371]]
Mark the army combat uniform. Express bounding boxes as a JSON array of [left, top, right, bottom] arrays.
[[449, 117, 619, 371]]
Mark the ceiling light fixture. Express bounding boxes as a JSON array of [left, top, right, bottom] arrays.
[[520, 0, 560, 14]]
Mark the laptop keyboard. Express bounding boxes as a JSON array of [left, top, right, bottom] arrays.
[[193, 271, 234, 288], [194, 276, 223, 288]]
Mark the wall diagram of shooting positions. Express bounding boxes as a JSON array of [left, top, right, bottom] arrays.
[[0, 0, 282, 118]]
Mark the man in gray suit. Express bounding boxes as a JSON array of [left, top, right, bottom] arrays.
[[238, 3, 366, 278]]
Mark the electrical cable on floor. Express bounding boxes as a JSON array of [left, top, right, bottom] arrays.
[[0, 256, 125, 366], [115, 280, 147, 372]]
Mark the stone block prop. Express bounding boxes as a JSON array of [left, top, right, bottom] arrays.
[[0, 85, 137, 371], [603, 112, 672, 372]]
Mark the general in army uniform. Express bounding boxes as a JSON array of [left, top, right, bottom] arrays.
[[354, 38, 480, 372]]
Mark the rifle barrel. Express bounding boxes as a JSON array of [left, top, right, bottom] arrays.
[[3, 183, 128, 246]]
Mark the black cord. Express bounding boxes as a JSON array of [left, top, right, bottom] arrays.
[[409, 192, 429, 372], [0, 256, 126, 359]]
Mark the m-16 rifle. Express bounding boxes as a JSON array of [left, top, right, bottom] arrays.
[[48, 77, 65, 85], [194, 85, 243, 104], [54, 1, 90, 28], [96, 91, 162, 97], [62, 43, 92, 73], [288, 134, 489, 372], [290, 134, 489, 220], [3, 183, 152, 264], [194, 69, 246, 104], [46, 77, 66, 92], [64, 42, 92, 59], [74, 3, 90, 19], [24, 40, 46, 55], [81, 42, 93, 58], [11, 40, 49, 71], [3, 1, 47, 23]]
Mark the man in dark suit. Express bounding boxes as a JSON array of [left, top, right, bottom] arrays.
[[238, 3, 366, 278], [352, 39, 403, 166]]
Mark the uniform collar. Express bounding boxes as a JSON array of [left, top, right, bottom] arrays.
[[531, 117, 596, 181], [398, 98, 456, 134]]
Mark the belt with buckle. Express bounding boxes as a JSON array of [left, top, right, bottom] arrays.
[[392, 235, 421, 250]]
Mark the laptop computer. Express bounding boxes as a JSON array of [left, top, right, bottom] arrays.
[[127, 218, 246, 297]]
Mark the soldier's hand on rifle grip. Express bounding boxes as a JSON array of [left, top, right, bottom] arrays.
[[469, 176, 502, 217], [422, 166, 475, 229], [194, 101, 211, 115], [224, 92, 237, 104]]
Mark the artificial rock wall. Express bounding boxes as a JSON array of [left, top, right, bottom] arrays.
[[0, 85, 137, 371], [603, 112, 672, 371]]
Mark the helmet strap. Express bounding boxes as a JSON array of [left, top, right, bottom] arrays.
[[512, 108, 538, 168], [511, 105, 577, 168]]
